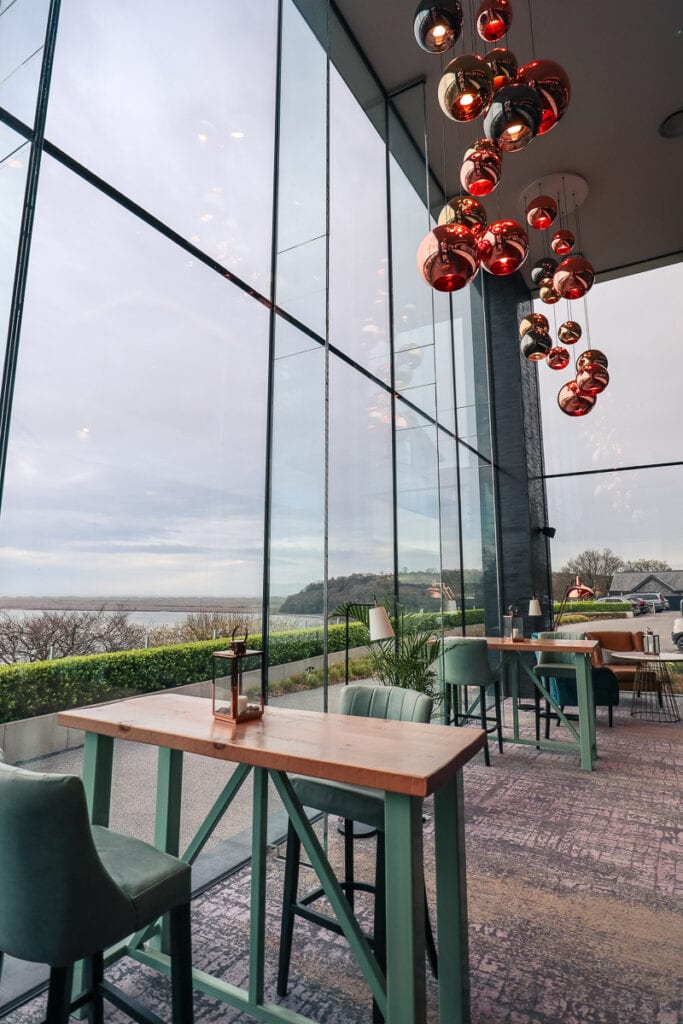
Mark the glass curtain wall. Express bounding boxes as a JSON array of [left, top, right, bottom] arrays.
[[0, 0, 499, 722]]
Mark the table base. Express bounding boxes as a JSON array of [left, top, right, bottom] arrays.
[[631, 662, 681, 722]]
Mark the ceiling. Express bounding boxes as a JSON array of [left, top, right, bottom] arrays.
[[334, 0, 683, 285]]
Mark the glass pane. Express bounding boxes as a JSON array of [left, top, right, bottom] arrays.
[[458, 444, 486, 626], [0, 0, 50, 125], [329, 65, 390, 380], [439, 433, 462, 614], [0, 155, 269, 601], [328, 355, 394, 592], [276, 0, 327, 338], [538, 262, 683, 474], [395, 398, 441, 611], [546, 465, 683, 584], [46, 0, 277, 291], [0, 127, 29, 345], [268, 318, 325, 710]]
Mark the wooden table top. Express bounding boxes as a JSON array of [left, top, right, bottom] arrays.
[[482, 636, 599, 654], [58, 692, 486, 798]]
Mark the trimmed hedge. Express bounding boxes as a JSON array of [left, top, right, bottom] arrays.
[[0, 610, 486, 724]]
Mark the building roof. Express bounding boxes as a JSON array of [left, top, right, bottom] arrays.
[[610, 571, 683, 594]]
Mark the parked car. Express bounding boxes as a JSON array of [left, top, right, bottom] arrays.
[[672, 618, 683, 652], [596, 596, 643, 615], [623, 595, 648, 616], [627, 592, 669, 613]]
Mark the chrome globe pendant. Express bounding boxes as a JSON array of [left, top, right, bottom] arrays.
[[439, 54, 494, 122], [484, 83, 543, 152], [520, 329, 551, 361], [530, 256, 557, 285], [413, 1, 464, 53]]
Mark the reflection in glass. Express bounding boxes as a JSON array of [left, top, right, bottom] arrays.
[[395, 399, 440, 610], [0, 156, 269, 597]]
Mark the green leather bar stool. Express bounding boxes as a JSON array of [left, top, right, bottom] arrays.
[[534, 630, 619, 735], [0, 760, 194, 1024], [437, 637, 503, 766], [277, 685, 437, 1021]]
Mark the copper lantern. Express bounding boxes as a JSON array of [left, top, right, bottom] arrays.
[[439, 54, 494, 122], [417, 223, 480, 291], [558, 380, 596, 417], [460, 138, 502, 196], [478, 219, 529, 275]]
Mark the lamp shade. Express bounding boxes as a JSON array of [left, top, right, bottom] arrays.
[[369, 606, 395, 641], [528, 598, 542, 617]]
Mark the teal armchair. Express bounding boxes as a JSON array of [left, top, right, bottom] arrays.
[[533, 630, 619, 734]]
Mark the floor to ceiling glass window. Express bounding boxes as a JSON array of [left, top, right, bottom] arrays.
[[537, 261, 683, 593], [0, 0, 500, 719]]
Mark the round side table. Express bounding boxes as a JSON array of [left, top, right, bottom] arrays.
[[610, 652, 682, 722]]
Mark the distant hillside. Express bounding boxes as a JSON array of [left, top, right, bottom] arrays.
[[279, 570, 484, 614]]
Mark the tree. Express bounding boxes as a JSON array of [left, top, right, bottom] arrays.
[[0, 609, 146, 665], [559, 548, 625, 596], [621, 559, 672, 572]]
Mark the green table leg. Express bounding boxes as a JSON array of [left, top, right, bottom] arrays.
[[434, 774, 470, 1024], [574, 653, 597, 770], [155, 747, 184, 856], [82, 732, 114, 825], [384, 792, 426, 1024], [249, 767, 268, 1008]]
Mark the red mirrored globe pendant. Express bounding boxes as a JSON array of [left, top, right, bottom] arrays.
[[460, 138, 502, 196], [551, 229, 575, 255], [546, 346, 570, 370], [553, 255, 595, 299], [438, 54, 494, 122], [517, 59, 571, 135], [484, 47, 517, 91], [520, 329, 551, 361], [526, 195, 558, 230], [576, 362, 609, 395], [478, 219, 529, 275], [558, 320, 582, 344], [558, 380, 596, 417], [476, 0, 513, 42], [438, 195, 488, 236], [519, 312, 549, 337], [416, 224, 480, 291], [577, 349, 608, 372]]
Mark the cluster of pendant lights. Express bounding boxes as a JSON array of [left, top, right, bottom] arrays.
[[522, 200, 605, 417], [414, 0, 571, 293]]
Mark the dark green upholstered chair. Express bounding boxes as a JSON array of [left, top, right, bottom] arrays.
[[437, 637, 503, 766], [533, 630, 619, 735], [0, 761, 193, 1024], [277, 685, 436, 1020]]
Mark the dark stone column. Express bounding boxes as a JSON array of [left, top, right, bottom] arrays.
[[473, 273, 552, 637]]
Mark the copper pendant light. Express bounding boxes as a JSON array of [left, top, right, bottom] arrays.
[[553, 255, 595, 299], [576, 362, 609, 395], [576, 349, 608, 372], [438, 54, 494, 122], [438, 195, 488, 236], [558, 320, 582, 344], [478, 219, 529, 275], [475, 0, 513, 42], [519, 312, 549, 337], [413, 1, 464, 53], [460, 138, 502, 196], [484, 47, 518, 92], [546, 346, 570, 370], [525, 194, 558, 230], [483, 83, 543, 152], [416, 223, 480, 291], [539, 277, 560, 303], [517, 59, 571, 135], [530, 256, 557, 285], [558, 380, 596, 417], [551, 229, 575, 255]]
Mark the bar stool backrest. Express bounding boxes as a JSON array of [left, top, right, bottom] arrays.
[[536, 630, 585, 668], [438, 637, 497, 688]]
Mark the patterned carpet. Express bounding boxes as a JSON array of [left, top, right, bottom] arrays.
[[4, 701, 682, 1024]]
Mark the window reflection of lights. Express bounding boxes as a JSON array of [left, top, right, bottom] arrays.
[[197, 133, 208, 142], [190, 234, 201, 243], [230, 130, 245, 139], [76, 426, 90, 441], [7, 158, 23, 169], [199, 213, 214, 222]]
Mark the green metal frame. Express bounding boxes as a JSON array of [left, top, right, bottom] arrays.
[[498, 650, 597, 771], [79, 731, 472, 1024]]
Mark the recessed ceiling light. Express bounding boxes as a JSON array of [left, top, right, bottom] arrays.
[[658, 109, 683, 138]]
